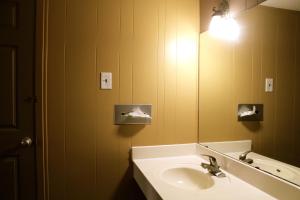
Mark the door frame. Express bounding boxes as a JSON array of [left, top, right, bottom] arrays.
[[35, 0, 48, 199]]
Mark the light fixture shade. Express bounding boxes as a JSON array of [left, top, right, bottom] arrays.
[[209, 15, 240, 41]]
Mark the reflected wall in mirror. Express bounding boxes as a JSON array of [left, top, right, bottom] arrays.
[[199, 0, 300, 186]]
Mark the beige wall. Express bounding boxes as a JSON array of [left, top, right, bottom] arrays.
[[46, 0, 199, 199], [199, 6, 300, 166]]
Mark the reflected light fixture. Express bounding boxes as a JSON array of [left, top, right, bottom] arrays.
[[208, 0, 240, 41]]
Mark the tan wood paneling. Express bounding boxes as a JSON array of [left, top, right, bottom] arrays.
[[175, 0, 199, 143], [47, 0, 66, 199], [274, 9, 296, 164], [199, 6, 300, 167], [96, 0, 122, 198], [260, 7, 277, 158], [65, 0, 98, 199], [233, 9, 255, 141], [163, 0, 178, 144], [131, 0, 159, 146], [46, 0, 199, 199], [199, 34, 235, 141], [295, 14, 300, 167], [250, 8, 263, 152]]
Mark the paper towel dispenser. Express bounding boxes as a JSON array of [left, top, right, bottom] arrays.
[[114, 104, 152, 125], [238, 104, 263, 121]]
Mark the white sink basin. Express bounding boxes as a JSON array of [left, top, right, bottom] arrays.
[[161, 167, 214, 190], [132, 144, 279, 200]]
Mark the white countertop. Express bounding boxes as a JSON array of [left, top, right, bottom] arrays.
[[132, 144, 276, 200]]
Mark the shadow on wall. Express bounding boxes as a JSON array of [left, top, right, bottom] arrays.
[[112, 149, 146, 200], [117, 125, 145, 138], [242, 122, 262, 132], [112, 125, 146, 199]]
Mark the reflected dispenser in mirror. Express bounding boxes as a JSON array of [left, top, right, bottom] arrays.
[[237, 104, 263, 121]]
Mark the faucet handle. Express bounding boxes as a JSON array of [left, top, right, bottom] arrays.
[[200, 154, 226, 177], [201, 154, 219, 167], [239, 150, 252, 161]]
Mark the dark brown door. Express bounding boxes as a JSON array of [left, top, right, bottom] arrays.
[[0, 0, 36, 200]]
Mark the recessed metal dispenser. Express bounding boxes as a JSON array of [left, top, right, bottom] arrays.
[[237, 104, 263, 121], [114, 104, 152, 125]]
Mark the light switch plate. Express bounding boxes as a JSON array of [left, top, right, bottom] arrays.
[[265, 78, 273, 92], [101, 72, 112, 89]]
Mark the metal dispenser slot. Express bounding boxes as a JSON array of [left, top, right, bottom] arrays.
[[114, 104, 152, 125], [238, 104, 263, 121]]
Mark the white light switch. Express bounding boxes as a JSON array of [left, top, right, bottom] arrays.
[[101, 72, 112, 89], [265, 78, 273, 92]]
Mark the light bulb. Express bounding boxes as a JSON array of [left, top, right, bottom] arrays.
[[209, 14, 240, 41]]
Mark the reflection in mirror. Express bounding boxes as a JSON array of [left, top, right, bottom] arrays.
[[199, 0, 300, 186], [200, 140, 300, 186]]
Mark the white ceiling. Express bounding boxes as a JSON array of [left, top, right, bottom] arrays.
[[261, 0, 300, 11]]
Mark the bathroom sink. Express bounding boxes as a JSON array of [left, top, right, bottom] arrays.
[[251, 159, 299, 180], [161, 167, 214, 190]]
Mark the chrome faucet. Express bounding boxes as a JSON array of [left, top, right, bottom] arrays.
[[239, 150, 253, 164], [201, 155, 226, 177]]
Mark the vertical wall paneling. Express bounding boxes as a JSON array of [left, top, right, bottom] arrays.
[[97, 0, 121, 198], [291, 13, 298, 165], [156, 0, 166, 144], [118, 0, 134, 198], [163, 0, 178, 144], [175, 0, 198, 143], [47, 0, 66, 199], [295, 15, 300, 160], [233, 10, 254, 141], [131, 0, 159, 146], [46, 0, 199, 199], [199, 32, 235, 141], [260, 7, 276, 157], [65, 0, 98, 199], [249, 8, 262, 152], [274, 9, 296, 163]]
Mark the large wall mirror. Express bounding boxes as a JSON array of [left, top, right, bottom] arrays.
[[199, 0, 300, 186]]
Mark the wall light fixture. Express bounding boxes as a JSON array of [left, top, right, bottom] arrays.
[[209, 0, 240, 41]]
